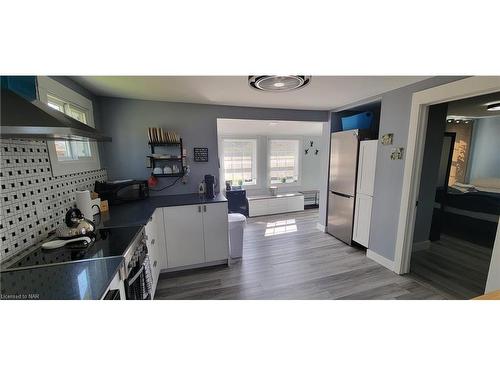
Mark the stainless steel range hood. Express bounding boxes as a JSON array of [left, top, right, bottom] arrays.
[[0, 89, 111, 141]]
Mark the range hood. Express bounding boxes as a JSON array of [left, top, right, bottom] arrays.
[[0, 89, 111, 141]]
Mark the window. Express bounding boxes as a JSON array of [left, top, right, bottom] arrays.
[[37, 76, 100, 176], [47, 94, 92, 161], [222, 139, 257, 186], [269, 139, 300, 184]]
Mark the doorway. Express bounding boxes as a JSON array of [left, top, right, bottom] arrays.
[[216, 119, 330, 228], [409, 94, 500, 298], [393, 76, 500, 296]]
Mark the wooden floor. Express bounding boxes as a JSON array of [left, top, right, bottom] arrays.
[[410, 235, 493, 299], [155, 209, 450, 300]]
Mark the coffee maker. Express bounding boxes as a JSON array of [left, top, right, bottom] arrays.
[[204, 174, 216, 199]]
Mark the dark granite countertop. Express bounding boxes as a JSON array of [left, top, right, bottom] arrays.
[[100, 192, 227, 228], [0, 257, 123, 300], [0, 193, 226, 300]]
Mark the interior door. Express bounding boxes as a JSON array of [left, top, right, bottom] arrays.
[[163, 205, 205, 268], [155, 208, 167, 270], [356, 140, 378, 196], [202, 203, 229, 262], [330, 131, 359, 196], [353, 193, 373, 247], [327, 191, 355, 244]]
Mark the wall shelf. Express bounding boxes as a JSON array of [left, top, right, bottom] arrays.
[[151, 173, 185, 178], [148, 138, 186, 177], [147, 156, 183, 161], [148, 142, 182, 146]]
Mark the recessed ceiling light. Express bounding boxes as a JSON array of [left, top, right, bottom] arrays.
[[248, 75, 311, 92], [269, 122, 279, 126], [487, 102, 500, 111]]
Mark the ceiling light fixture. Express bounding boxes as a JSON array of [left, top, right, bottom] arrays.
[[248, 75, 311, 92], [487, 102, 500, 111]]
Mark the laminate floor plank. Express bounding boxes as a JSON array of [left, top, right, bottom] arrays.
[[155, 209, 450, 300], [410, 235, 493, 299]]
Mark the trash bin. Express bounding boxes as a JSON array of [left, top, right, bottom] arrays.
[[228, 213, 246, 258]]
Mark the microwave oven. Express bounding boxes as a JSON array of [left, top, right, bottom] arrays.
[[94, 179, 149, 205]]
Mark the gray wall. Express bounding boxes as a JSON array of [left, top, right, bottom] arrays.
[[97, 96, 328, 195], [468, 116, 500, 182], [318, 118, 332, 227], [332, 76, 466, 261], [412, 104, 448, 244]]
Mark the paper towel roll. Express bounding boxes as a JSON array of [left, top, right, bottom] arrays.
[[75, 190, 93, 221]]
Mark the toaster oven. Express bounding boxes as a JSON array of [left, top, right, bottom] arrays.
[[94, 179, 149, 205]]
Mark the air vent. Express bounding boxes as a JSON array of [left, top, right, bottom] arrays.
[[248, 75, 311, 92]]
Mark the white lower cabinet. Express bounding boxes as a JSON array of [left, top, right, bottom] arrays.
[[352, 193, 373, 247], [144, 203, 229, 295], [202, 203, 229, 262], [162, 202, 229, 269], [163, 205, 205, 268], [248, 195, 304, 217], [145, 208, 167, 298]]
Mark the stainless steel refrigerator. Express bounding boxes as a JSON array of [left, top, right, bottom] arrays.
[[327, 129, 364, 244]]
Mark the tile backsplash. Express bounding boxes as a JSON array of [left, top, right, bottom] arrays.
[[0, 139, 107, 262]]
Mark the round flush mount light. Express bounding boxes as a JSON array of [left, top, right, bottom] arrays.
[[248, 75, 311, 92], [486, 102, 500, 111]]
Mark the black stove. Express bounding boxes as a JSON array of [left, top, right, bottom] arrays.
[[3, 226, 143, 270]]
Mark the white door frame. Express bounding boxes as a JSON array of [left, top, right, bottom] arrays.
[[393, 76, 500, 287]]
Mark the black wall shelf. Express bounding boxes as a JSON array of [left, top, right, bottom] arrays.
[[148, 138, 186, 177]]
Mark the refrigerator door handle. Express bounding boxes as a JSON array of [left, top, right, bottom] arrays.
[[332, 191, 353, 198]]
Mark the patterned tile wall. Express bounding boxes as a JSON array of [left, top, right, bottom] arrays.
[[0, 139, 107, 262]]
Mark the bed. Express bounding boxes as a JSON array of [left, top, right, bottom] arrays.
[[433, 179, 500, 247]]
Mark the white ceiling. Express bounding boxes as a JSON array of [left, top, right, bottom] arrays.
[[217, 119, 324, 136], [71, 76, 430, 111]]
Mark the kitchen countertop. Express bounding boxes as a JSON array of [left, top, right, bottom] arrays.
[[0, 193, 227, 300], [247, 193, 304, 201], [100, 192, 227, 228], [0, 257, 123, 300]]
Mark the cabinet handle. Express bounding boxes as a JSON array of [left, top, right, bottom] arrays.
[[198, 205, 201, 213], [151, 239, 155, 245], [203, 205, 207, 212]]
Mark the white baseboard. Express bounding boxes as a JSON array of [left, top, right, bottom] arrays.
[[366, 249, 395, 272], [316, 223, 326, 232], [412, 240, 430, 252]]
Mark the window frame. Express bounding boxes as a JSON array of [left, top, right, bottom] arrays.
[[37, 76, 101, 176], [267, 138, 302, 187], [221, 137, 259, 188]]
